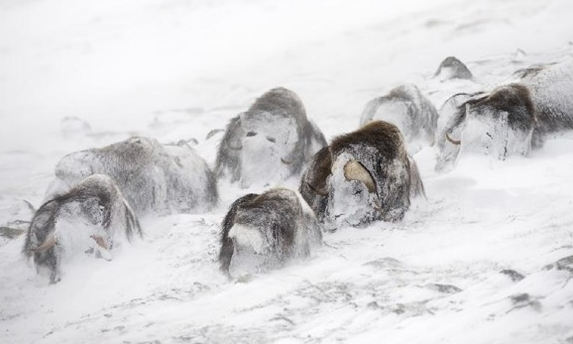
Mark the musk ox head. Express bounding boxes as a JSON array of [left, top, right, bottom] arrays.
[[360, 84, 438, 150], [23, 174, 142, 284], [215, 87, 327, 188], [47, 136, 218, 215], [219, 188, 322, 277], [436, 85, 536, 171], [300, 121, 425, 231], [436, 60, 573, 171], [434, 56, 473, 81]]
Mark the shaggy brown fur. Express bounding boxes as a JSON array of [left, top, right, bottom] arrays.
[[219, 189, 321, 276], [300, 121, 424, 228], [466, 84, 537, 132]]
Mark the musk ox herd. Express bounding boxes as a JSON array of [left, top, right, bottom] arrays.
[[20, 58, 573, 283]]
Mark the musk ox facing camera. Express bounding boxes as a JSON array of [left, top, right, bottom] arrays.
[[215, 87, 327, 188], [436, 60, 573, 170], [23, 174, 142, 283], [300, 121, 425, 231]]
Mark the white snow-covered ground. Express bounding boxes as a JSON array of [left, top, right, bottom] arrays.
[[1, 0, 573, 343]]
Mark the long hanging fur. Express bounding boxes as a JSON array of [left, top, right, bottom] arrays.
[[219, 193, 259, 274], [219, 189, 321, 276]]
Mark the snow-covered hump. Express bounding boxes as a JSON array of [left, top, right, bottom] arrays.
[[48, 136, 218, 216]]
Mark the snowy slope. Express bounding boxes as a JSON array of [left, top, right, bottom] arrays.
[[1, 0, 573, 343]]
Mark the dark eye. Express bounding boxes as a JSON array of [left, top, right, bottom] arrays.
[[246, 132, 257, 137], [266, 136, 276, 143]]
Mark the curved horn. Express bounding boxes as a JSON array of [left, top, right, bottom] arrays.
[[343, 161, 376, 193], [227, 141, 243, 150], [33, 233, 56, 253], [445, 132, 461, 145], [90, 235, 108, 250], [373, 199, 383, 212], [281, 157, 294, 165], [307, 182, 329, 197]]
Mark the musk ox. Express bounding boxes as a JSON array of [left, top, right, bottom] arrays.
[[47, 136, 218, 215], [23, 174, 142, 283], [215, 87, 327, 188], [435, 91, 485, 171], [299, 121, 425, 231], [436, 60, 573, 170], [218, 188, 322, 277], [434, 56, 473, 80], [360, 84, 438, 150]]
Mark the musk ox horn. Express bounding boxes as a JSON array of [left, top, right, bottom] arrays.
[[445, 132, 461, 145], [373, 199, 383, 212], [90, 235, 109, 250], [281, 157, 294, 165], [343, 160, 376, 193], [33, 233, 56, 253]]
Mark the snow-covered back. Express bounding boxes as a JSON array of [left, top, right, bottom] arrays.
[[359, 84, 439, 153], [1, 0, 573, 343], [48, 137, 217, 215]]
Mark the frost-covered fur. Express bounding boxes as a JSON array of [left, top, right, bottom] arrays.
[[23, 175, 142, 284], [434, 56, 473, 80], [516, 61, 573, 137], [215, 87, 327, 188], [47, 136, 218, 215], [436, 60, 573, 171], [360, 84, 438, 150], [435, 92, 484, 171], [219, 189, 322, 277], [300, 121, 424, 231]]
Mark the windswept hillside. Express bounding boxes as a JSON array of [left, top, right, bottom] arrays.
[[1, 0, 573, 343]]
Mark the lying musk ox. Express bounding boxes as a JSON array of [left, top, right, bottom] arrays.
[[435, 91, 485, 171], [23, 174, 142, 283], [47, 136, 218, 215], [215, 87, 327, 188], [360, 84, 438, 150], [300, 121, 425, 231], [219, 188, 322, 277], [434, 56, 473, 80], [436, 60, 573, 170]]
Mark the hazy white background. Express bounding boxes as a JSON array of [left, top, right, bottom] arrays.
[[1, 0, 573, 343]]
